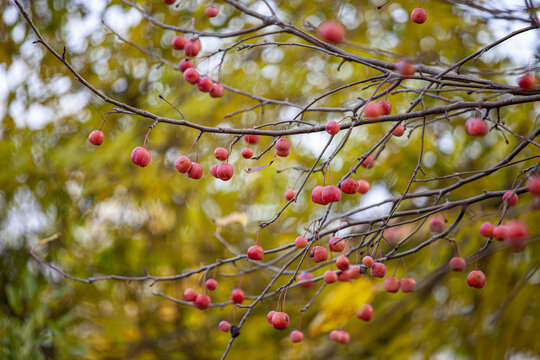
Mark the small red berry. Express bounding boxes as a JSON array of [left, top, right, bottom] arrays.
[[216, 163, 234, 181], [429, 217, 445, 233], [184, 38, 201, 57], [518, 73, 537, 91], [244, 134, 260, 144], [384, 277, 400, 293], [194, 293, 211, 309], [348, 265, 363, 279], [465, 117, 488, 137], [272, 312, 290, 330], [356, 304, 374, 321], [297, 272, 315, 288], [504, 221, 529, 251], [172, 35, 187, 50], [336, 255, 350, 271], [230, 288, 245, 304], [326, 120, 340, 135], [131, 147, 151, 167], [206, 279, 218, 291], [247, 245, 264, 260], [88, 130, 104, 145], [379, 100, 392, 115], [178, 58, 193, 72], [210, 83, 225, 98], [197, 76, 214, 92], [317, 20, 346, 44], [187, 162, 203, 179], [396, 58, 416, 77], [361, 155, 375, 169], [392, 125, 405, 137], [275, 138, 291, 157], [362, 256, 375, 268], [175, 156, 192, 173], [338, 270, 351, 282], [205, 6, 218, 17], [310, 246, 328, 263], [322, 185, 341, 203], [357, 179, 370, 194], [183, 288, 197, 301], [241, 147, 253, 159], [467, 270, 486, 289], [502, 191, 518, 206], [284, 189, 296, 201], [528, 176, 540, 195], [294, 236, 308, 248], [289, 330, 304, 343], [218, 321, 231, 332], [329, 237, 345, 252], [480, 222, 495, 237], [214, 147, 229, 161], [324, 270, 338, 284], [267, 310, 276, 323], [183, 68, 200, 84], [330, 330, 350, 344], [371, 262, 386, 278], [449, 257, 466, 272], [411, 8, 427, 24], [340, 178, 358, 194], [492, 225, 508, 240], [400, 278, 417, 293], [364, 101, 382, 118], [311, 186, 328, 205]]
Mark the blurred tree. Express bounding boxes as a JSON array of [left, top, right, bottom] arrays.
[[1, 0, 539, 359]]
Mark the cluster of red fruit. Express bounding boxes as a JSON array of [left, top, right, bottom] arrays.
[[210, 147, 234, 181], [311, 176, 371, 206]]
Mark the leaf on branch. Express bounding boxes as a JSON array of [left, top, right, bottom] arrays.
[[245, 156, 276, 173]]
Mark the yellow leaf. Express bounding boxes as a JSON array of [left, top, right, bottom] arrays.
[[308, 278, 375, 335]]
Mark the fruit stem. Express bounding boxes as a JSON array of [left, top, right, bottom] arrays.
[[99, 111, 112, 131]]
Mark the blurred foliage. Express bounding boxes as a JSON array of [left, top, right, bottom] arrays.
[[1, 0, 539, 359]]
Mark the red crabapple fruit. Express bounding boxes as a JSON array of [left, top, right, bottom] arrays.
[[267, 311, 275, 323], [361, 155, 375, 169], [429, 217, 445, 233], [216, 163, 234, 181], [504, 221, 529, 251], [528, 176, 540, 195], [210, 83, 225, 98], [214, 147, 229, 161], [88, 130, 104, 145], [465, 117, 488, 136], [163, 0, 175, 4], [175, 156, 192, 173], [502, 191, 518, 206], [396, 58, 416, 77], [275, 138, 291, 157], [311, 186, 327, 205], [247, 245, 264, 260], [194, 294, 211, 309], [336, 255, 350, 271], [322, 185, 341, 203], [172, 35, 187, 50], [317, 20, 346, 44], [349, 265, 362, 279], [492, 225, 508, 240], [326, 120, 340, 135], [183, 68, 200, 84], [379, 100, 392, 115], [187, 162, 203, 179], [357, 304, 374, 321], [467, 270, 486, 289], [295, 236, 308, 248], [480, 222, 494, 237], [197, 76, 214, 92], [384, 277, 400, 293], [183, 288, 197, 301], [205, 6, 218, 17], [218, 321, 231, 332], [272, 312, 290, 330], [230, 288, 245, 304], [297, 272, 315, 288], [131, 147, 151, 167], [210, 164, 219, 178], [340, 178, 358, 194], [329, 237, 345, 252], [357, 179, 370, 194], [338, 270, 351, 282], [310, 246, 328, 263], [400, 278, 417, 293], [241, 147, 253, 159], [179, 59, 193, 72], [364, 101, 382, 118], [184, 38, 201, 57], [449, 257, 466, 272], [392, 125, 405, 137], [289, 330, 304, 343], [206, 279, 218, 291], [285, 189, 296, 201], [362, 256, 375, 268], [371, 262, 386, 278], [518, 73, 537, 91], [411, 8, 427, 24], [244, 134, 260, 144], [324, 270, 338, 284]]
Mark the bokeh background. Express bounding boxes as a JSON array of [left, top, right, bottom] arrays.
[[1, 0, 539, 359]]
